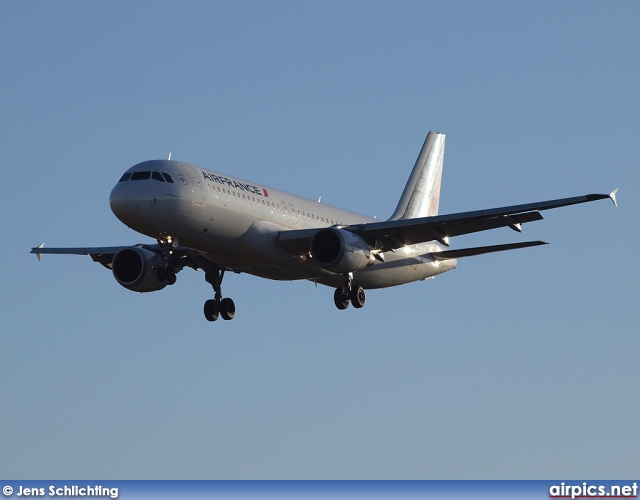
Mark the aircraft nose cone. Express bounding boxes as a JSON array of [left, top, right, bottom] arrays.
[[109, 183, 135, 223]]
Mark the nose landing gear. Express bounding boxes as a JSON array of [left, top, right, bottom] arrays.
[[156, 237, 178, 285]]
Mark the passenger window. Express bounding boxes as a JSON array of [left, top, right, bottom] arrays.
[[131, 171, 151, 180], [152, 171, 165, 182], [162, 173, 174, 183], [118, 173, 131, 182]]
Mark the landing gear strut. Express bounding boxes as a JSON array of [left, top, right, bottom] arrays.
[[204, 263, 235, 321], [334, 273, 366, 310], [156, 237, 178, 285]]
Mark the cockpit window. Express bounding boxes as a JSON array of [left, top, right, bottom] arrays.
[[131, 171, 151, 180], [118, 170, 174, 183]]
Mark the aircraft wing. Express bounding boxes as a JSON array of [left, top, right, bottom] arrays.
[[354, 192, 617, 249], [30, 244, 131, 266], [31, 245, 129, 257], [30, 243, 209, 269], [278, 190, 618, 254]]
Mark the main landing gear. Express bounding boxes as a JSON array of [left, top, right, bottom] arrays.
[[203, 263, 235, 321], [333, 273, 366, 310]]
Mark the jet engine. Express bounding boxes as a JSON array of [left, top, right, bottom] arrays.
[[310, 227, 375, 274], [111, 247, 168, 292]]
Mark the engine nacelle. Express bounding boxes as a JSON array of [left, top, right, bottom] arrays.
[[310, 227, 375, 274], [112, 247, 168, 292]]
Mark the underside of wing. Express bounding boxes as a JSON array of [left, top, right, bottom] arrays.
[[277, 228, 318, 255]]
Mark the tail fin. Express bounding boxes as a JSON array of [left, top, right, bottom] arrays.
[[389, 131, 445, 220]]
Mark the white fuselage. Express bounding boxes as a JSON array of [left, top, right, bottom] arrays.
[[109, 160, 456, 289]]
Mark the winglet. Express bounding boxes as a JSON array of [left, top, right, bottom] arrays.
[[609, 188, 619, 207], [34, 243, 45, 261]]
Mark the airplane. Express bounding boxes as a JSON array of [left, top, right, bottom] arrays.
[[31, 131, 618, 322]]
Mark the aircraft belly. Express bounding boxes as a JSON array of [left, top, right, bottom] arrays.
[[353, 256, 456, 289], [232, 220, 326, 279], [353, 243, 456, 289], [177, 206, 256, 259]]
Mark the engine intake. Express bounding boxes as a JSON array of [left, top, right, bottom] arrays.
[[112, 247, 168, 292], [310, 227, 374, 274]]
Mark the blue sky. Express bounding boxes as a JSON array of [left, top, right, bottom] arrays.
[[1, 1, 638, 479]]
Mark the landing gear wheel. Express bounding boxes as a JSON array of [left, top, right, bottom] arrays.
[[204, 299, 220, 322], [220, 298, 236, 321], [350, 286, 366, 308], [166, 268, 177, 285], [157, 267, 166, 282], [334, 288, 350, 310], [156, 267, 176, 285]]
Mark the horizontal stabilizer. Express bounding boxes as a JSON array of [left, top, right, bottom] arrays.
[[33, 243, 45, 261], [609, 188, 619, 207], [429, 240, 548, 261]]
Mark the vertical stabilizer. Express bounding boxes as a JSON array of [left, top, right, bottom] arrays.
[[389, 131, 445, 220]]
